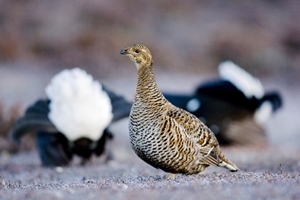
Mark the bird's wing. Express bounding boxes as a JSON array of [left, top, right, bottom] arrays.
[[9, 99, 58, 144], [102, 85, 132, 122], [36, 131, 72, 167], [195, 80, 253, 107], [164, 104, 220, 166]]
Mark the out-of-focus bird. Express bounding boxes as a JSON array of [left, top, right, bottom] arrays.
[[9, 68, 132, 167], [120, 44, 238, 176], [163, 61, 282, 145]]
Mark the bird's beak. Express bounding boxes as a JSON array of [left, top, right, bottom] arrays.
[[120, 49, 127, 55]]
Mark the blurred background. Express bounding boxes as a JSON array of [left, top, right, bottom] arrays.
[[1, 0, 300, 75], [0, 0, 300, 155]]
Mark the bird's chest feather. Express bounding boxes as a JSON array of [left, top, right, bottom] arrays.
[[129, 102, 162, 151], [129, 114, 159, 142]]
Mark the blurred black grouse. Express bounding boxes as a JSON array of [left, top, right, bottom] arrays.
[[163, 61, 282, 145], [10, 68, 132, 166]]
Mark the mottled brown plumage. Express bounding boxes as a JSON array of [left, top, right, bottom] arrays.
[[120, 44, 238, 175]]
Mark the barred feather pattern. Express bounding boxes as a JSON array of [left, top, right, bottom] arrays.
[[123, 44, 238, 174]]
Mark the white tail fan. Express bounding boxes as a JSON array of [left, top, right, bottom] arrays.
[[254, 101, 273, 124], [218, 61, 264, 99], [45, 68, 113, 141]]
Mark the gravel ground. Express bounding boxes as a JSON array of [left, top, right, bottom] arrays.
[[0, 69, 300, 200]]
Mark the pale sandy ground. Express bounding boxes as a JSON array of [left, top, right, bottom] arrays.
[[0, 67, 300, 200]]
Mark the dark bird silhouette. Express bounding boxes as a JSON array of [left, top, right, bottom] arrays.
[[10, 68, 132, 167], [120, 44, 238, 176], [163, 61, 282, 145]]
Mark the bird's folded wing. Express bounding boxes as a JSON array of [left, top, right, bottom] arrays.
[[9, 99, 58, 144], [165, 105, 203, 129], [165, 105, 215, 141], [165, 106, 220, 166], [198, 146, 220, 166]]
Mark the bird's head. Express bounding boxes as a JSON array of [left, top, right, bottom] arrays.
[[120, 44, 153, 69]]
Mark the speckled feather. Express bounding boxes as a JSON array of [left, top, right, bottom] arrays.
[[121, 44, 238, 174]]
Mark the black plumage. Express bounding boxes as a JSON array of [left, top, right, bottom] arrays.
[[9, 69, 132, 167], [164, 62, 282, 145]]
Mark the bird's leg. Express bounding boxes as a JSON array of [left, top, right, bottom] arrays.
[[166, 173, 177, 180]]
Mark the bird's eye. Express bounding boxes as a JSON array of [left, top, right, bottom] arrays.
[[135, 49, 140, 53]]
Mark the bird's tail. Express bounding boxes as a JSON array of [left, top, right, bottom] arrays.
[[215, 146, 239, 172], [9, 99, 57, 144], [218, 61, 264, 99]]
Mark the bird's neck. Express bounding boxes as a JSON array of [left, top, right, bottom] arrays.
[[136, 65, 164, 103]]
